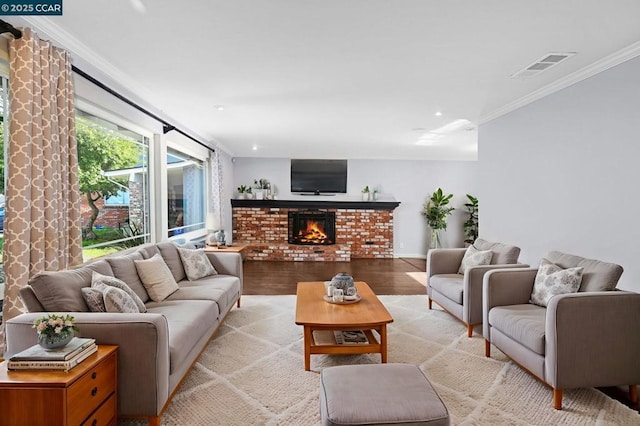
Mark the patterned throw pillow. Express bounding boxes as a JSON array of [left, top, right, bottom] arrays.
[[177, 247, 218, 281], [102, 286, 140, 313], [91, 271, 147, 313], [530, 258, 584, 307], [458, 245, 494, 275], [81, 287, 106, 312], [134, 254, 180, 302]]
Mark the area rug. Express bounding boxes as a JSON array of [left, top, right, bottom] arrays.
[[120, 295, 639, 425]]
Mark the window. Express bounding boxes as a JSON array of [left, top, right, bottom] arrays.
[[167, 148, 205, 238], [76, 109, 151, 260]]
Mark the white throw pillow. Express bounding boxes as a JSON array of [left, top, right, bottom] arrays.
[[134, 254, 180, 302], [91, 271, 147, 313], [103, 286, 140, 313], [177, 247, 218, 281], [458, 245, 494, 274], [530, 258, 584, 307]]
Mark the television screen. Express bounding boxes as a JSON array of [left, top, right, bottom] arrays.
[[290, 159, 348, 194]]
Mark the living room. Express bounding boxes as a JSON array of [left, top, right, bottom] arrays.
[[0, 2, 639, 425]]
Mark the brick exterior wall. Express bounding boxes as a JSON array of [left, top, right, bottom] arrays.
[[232, 207, 394, 261], [80, 196, 129, 229]]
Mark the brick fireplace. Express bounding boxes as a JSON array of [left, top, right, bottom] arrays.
[[231, 199, 400, 262]]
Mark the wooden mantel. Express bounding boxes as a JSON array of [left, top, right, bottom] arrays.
[[231, 198, 401, 210]]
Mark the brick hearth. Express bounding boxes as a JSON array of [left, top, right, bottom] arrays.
[[232, 202, 398, 261]]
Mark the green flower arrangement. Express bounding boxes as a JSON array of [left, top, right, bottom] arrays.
[[422, 188, 454, 230]]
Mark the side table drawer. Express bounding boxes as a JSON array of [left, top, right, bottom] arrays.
[[67, 353, 116, 425], [81, 392, 116, 426]]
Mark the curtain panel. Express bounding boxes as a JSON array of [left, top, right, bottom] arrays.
[[1, 28, 82, 347]]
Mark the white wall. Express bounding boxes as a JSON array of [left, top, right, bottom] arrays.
[[479, 56, 640, 292], [232, 157, 479, 256]]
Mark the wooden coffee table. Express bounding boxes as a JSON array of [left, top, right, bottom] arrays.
[[295, 281, 393, 371]]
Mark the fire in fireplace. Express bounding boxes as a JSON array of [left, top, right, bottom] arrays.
[[288, 211, 336, 245]]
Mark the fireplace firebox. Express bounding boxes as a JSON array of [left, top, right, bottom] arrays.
[[288, 211, 336, 245]]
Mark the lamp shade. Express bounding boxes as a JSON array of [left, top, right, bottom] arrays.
[[206, 212, 221, 231]]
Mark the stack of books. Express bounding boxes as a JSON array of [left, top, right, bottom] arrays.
[[333, 330, 368, 344], [7, 337, 97, 372]]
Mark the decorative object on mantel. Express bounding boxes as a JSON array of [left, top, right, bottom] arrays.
[[463, 194, 479, 246], [236, 185, 252, 199], [33, 314, 79, 349], [422, 188, 454, 249], [253, 178, 272, 200], [362, 186, 371, 201]]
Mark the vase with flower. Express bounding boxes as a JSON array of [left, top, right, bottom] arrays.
[[33, 314, 79, 349]]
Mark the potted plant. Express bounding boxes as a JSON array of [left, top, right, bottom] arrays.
[[253, 178, 270, 200], [422, 188, 454, 249], [237, 185, 251, 199], [361, 185, 371, 201], [463, 194, 478, 246]]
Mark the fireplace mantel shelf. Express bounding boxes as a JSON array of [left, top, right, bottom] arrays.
[[231, 198, 400, 210]]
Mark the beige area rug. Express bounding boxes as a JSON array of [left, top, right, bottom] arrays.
[[120, 295, 639, 425]]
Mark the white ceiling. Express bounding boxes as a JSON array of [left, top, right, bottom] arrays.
[[10, 0, 640, 160]]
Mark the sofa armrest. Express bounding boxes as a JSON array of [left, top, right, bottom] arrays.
[[482, 268, 538, 338], [463, 263, 530, 325], [545, 291, 640, 389], [426, 248, 466, 278], [5, 312, 170, 417]]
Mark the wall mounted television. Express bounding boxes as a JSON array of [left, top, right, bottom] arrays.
[[290, 159, 348, 195]]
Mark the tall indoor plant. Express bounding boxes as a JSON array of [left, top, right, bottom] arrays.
[[463, 194, 478, 245], [422, 188, 454, 249]]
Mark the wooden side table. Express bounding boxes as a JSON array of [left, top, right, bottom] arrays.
[[205, 243, 247, 259], [0, 345, 118, 425]]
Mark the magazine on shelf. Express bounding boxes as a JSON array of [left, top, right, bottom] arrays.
[[7, 344, 98, 372], [333, 330, 368, 344], [10, 337, 96, 362]]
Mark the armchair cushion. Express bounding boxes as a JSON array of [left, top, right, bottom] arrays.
[[458, 245, 493, 274], [545, 251, 623, 292], [474, 238, 520, 265], [429, 274, 463, 304], [488, 304, 546, 355], [530, 259, 583, 307]]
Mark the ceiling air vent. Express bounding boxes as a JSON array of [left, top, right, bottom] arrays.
[[511, 52, 576, 78]]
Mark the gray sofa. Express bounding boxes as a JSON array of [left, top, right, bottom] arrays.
[[5, 241, 242, 426], [483, 251, 640, 409]]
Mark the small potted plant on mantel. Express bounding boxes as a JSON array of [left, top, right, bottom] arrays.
[[237, 185, 252, 199]]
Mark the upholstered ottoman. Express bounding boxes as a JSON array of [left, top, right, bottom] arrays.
[[320, 363, 449, 426]]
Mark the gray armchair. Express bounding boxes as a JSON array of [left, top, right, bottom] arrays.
[[483, 251, 640, 409], [427, 238, 525, 337]]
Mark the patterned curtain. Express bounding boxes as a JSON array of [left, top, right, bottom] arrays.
[[1, 28, 82, 349], [208, 149, 223, 227]]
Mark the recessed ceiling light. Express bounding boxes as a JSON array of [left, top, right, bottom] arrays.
[[435, 111, 442, 117], [252, 145, 257, 151], [214, 105, 225, 111]]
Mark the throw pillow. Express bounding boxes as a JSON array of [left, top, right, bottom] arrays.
[[91, 271, 147, 313], [530, 258, 584, 307], [134, 253, 180, 302], [81, 287, 106, 312], [177, 247, 218, 281], [102, 286, 140, 313], [458, 245, 494, 275]]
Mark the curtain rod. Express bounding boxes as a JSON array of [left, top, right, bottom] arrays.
[[0, 19, 214, 153]]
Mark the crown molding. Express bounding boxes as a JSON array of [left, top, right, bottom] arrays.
[[480, 40, 640, 124]]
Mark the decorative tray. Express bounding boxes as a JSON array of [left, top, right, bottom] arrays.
[[323, 295, 361, 305]]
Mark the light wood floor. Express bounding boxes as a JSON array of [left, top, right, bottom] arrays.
[[242, 258, 427, 295]]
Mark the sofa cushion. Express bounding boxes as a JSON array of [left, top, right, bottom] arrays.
[[92, 271, 147, 313], [474, 238, 520, 265], [167, 275, 241, 315], [106, 252, 150, 303], [429, 274, 463, 304], [488, 304, 546, 355], [458, 245, 493, 274], [146, 300, 219, 374], [156, 242, 187, 283], [103, 286, 140, 313], [530, 259, 583, 307], [177, 247, 218, 281], [81, 287, 106, 312], [545, 251, 623, 292], [28, 260, 113, 312], [135, 254, 180, 302]]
